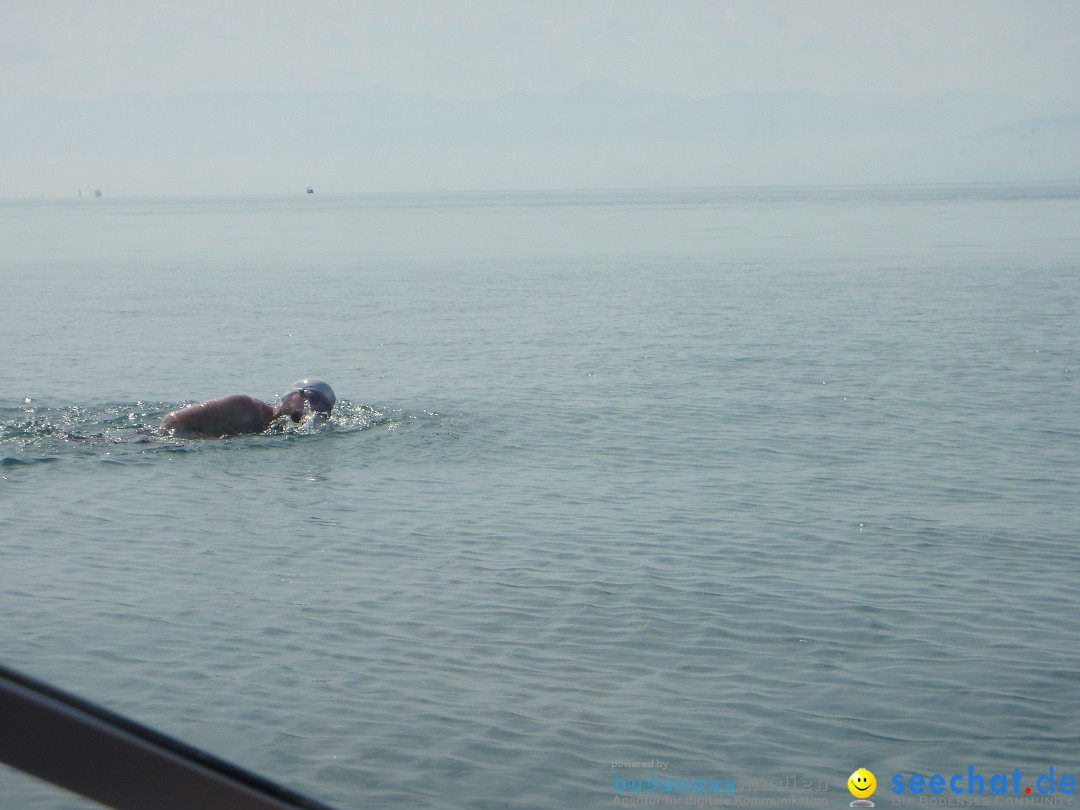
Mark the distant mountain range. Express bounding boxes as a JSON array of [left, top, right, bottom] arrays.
[[4, 82, 1080, 195]]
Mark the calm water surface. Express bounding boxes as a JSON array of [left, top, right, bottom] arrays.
[[1, 184, 1079, 808]]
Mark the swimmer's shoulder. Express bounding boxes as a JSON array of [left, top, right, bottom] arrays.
[[161, 394, 274, 437]]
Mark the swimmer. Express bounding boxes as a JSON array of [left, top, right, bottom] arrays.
[[160, 379, 335, 437]]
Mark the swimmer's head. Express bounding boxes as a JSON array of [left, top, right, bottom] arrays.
[[285, 379, 336, 414]]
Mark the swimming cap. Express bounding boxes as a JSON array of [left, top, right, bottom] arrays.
[[287, 379, 336, 411]]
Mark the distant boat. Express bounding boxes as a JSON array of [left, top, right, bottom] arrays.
[[93, 190, 102, 198], [306, 186, 314, 194]]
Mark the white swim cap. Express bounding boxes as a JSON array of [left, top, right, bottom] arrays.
[[287, 379, 336, 411]]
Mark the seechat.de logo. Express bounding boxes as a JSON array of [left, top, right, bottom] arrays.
[[891, 766, 1077, 796]]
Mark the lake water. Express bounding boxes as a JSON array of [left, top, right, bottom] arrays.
[[1, 183, 1078, 809]]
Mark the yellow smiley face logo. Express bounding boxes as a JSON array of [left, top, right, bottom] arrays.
[[848, 768, 877, 798]]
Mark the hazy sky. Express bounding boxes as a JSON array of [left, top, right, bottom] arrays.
[[4, 0, 1080, 103]]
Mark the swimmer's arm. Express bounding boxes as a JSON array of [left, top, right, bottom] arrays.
[[160, 395, 275, 437]]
